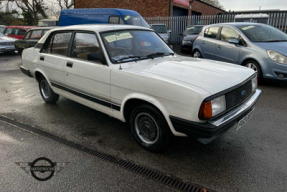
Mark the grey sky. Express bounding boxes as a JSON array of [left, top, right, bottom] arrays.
[[219, 0, 287, 11]]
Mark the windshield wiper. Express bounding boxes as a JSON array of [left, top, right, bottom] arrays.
[[114, 55, 143, 63], [147, 52, 175, 59]]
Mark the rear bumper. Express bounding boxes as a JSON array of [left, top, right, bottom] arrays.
[[170, 89, 262, 144], [20, 66, 32, 77]]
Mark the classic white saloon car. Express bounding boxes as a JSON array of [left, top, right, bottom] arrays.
[[20, 25, 261, 151]]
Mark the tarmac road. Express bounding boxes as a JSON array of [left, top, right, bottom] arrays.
[[1, 50, 287, 192]]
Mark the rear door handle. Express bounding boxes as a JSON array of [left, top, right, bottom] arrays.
[[66, 62, 73, 68], [40, 56, 44, 61]]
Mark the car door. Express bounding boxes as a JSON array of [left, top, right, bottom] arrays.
[[201, 27, 220, 60], [65, 31, 111, 113], [214, 27, 241, 64], [39, 31, 73, 87], [13, 28, 27, 40]]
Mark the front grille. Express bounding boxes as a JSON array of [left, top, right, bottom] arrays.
[[0, 42, 14, 46], [225, 80, 252, 110]]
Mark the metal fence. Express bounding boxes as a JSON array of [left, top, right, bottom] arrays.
[[144, 12, 287, 44]]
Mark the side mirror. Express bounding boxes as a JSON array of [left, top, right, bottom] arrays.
[[229, 38, 239, 45], [88, 52, 106, 64]]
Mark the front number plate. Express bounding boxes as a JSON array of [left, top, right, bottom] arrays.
[[236, 108, 254, 131]]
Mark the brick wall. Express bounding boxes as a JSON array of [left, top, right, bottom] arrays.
[[75, 0, 170, 17], [191, 1, 224, 15]]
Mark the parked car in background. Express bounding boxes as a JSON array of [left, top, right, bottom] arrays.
[[58, 8, 150, 28], [150, 24, 171, 44], [192, 23, 287, 81], [20, 24, 261, 151], [3, 26, 37, 40], [38, 19, 58, 27], [15, 27, 55, 56], [0, 32, 16, 53], [180, 25, 203, 53], [0, 25, 5, 33], [234, 14, 269, 24]]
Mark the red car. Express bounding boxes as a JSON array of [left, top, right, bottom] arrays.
[[3, 26, 38, 40]]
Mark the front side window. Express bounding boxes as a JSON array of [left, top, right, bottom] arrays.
[[44, 32, 72, 56], [151, 25, 167, 33], [123, 15, 150, 28], [72, 32, 101, 63], [237, 24, 287, 42], [30, 30, 42, 40], [205, 27, 219, 39], [101, 30, 173, 64], [220, 27, 239, 42]]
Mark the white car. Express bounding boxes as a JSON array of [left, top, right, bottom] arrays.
[[0, 32, 16, 53], [20, 25, 261, 151]]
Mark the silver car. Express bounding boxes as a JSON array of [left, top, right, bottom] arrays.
[[192, 23, 287, 81], [0, 32, 16, 53], [150, 24, 171, 44]]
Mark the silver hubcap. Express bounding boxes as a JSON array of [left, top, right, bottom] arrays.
[[134, 113, 160, 144], [246, 63, 258, 73], [193, 51, 201, 58], [40, 80, 50, 99]]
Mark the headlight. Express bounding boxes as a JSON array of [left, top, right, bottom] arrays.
[[198, 95, 226, 119], [267, 50, 287, 64], [251, 76, 257, 92]]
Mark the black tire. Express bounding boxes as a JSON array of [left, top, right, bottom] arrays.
[[192, 50, 202, 58], [38, 76, 59, 104], [243, 60, 263, 82], [130, 104, 173, 152]]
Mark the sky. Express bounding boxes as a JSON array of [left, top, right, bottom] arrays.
[[219, 0, 287, 11]]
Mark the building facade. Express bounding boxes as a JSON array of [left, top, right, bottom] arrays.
[[75, 0, 224, 17]]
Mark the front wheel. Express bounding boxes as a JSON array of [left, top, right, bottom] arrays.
[[243, 60, 262, 82], [39, 76, 59, 104], [130, 105, 173, 152], [192, 50, 202, 58]]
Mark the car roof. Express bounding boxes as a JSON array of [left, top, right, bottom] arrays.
[[150, 24, 167, 26], [28, 27, 56, 31], [5, 26, 38, 29], [60, 8, 140, 16], [205, 22, 266, 28], [49, 24, 152, 33]]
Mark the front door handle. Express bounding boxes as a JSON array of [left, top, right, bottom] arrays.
[[40, 56, 44, 61], [66, 62, 73, 68]]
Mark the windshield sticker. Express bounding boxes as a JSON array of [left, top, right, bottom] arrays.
[[140, 41, 151, 46], [241, 26, 255, 30], [104, 32, 133, 43], [124, 15, 131, 21]]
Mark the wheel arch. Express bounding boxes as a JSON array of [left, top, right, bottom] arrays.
[[33, 69, 51, 86], [120, 93, 185, 136]]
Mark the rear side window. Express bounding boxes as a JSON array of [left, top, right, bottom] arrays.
[[30, 30, 42, 39], [13, 29, 26, 36], [220, 27, 239, 42], [4, 28, 13, 35], [204, 27, 219, 39], [23, 31, 31, 40], [43, 32, 72, 56], [71, 32, 101, 63]]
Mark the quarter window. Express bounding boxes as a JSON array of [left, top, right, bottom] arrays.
[[71, 32, 101, 63], [220, 27, 239, 42], [205, 27, 219, 39], [30, 30, 42, 40]]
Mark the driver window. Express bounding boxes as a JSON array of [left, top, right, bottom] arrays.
[[71, 32, 102, 63], [220, 27, 239, 42]]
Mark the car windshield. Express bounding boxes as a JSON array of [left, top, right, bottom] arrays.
[[151, 25, 167, 33], [101, 30, 174, 64], [185, 26, 203, 35], [123, 15, 150, 28], [0, 32, 4, 37], [237, 24, 287, 42]]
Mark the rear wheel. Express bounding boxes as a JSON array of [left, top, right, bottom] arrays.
[[130, 104, 173, 152], [39, 76, 59, 104], [192, 50, 202, 58]]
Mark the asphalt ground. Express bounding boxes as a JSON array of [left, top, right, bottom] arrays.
[[0, 50, 287, 192]]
